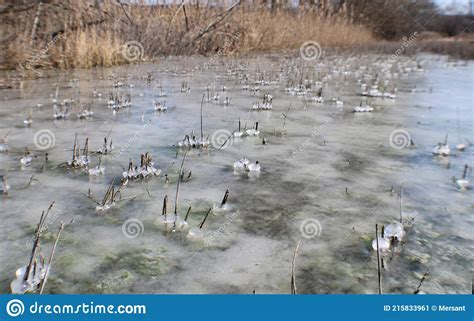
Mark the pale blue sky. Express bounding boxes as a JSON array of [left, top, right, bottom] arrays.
[[434, 0, 471, 14]]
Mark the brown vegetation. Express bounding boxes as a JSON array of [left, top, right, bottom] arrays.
[[0, 0, 373, 70], [0, 0, 472, 72]]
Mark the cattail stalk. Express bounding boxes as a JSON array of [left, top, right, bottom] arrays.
[[462, 164, 468, 179], [198, 208, 212, 229], [174, 149, 188, 220], [162, 195, 168, 220], [83, 138, 89, 157], [184, 206, 192, 222], [375, 224, 383, 295], [200, 93, 205, 143], [413, 272, 429, 294], [221, 189, 229, 207], [72, 134, 77, 162]]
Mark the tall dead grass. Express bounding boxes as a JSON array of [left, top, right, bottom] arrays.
[[0, 1, 374, 71], [239, 10, 372, 53]]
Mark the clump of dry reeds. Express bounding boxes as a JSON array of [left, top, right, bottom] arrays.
[[0, 1, 373, 71]]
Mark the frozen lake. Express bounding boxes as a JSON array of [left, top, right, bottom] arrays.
[[0, 53, 472, 294]]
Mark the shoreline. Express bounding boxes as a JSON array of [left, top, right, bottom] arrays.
[[1, 40, 472, 87]]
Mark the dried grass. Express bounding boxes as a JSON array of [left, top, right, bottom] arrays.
[[0, 1, 374, 70]]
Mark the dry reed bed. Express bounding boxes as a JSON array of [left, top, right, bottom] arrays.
[[0, 1, 373, 71]]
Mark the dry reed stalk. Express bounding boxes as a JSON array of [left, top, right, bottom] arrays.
[[23, 211, 45, 281], [399, 186, 404, 223], [375, 224, 383, 294], [30, 2, 43, 45], [117, 0, 135, 27], [101, 179, 115, 206], [110, 186, 115, 203], [220, 189, 229, 207], [191, 0, 241, 43], [24, 202, 55, 281], [83, 138, 89, 157], [18, 175, 37, 190], [281, 103, 292, 132], [198, 208, 212, 229], [290, 240, 301, 294], [200, 93, 205, 143], [174, 149, 189, 222], [413, 272, 429, 294], [182, 5, 189, 32], [72, 134, 77, 163], [462, 165, 468, 179], [39, 222, 65, 294], [162, 195, 168, 220], [184, 206, 192, 222], [164, 2, 188, 42]]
